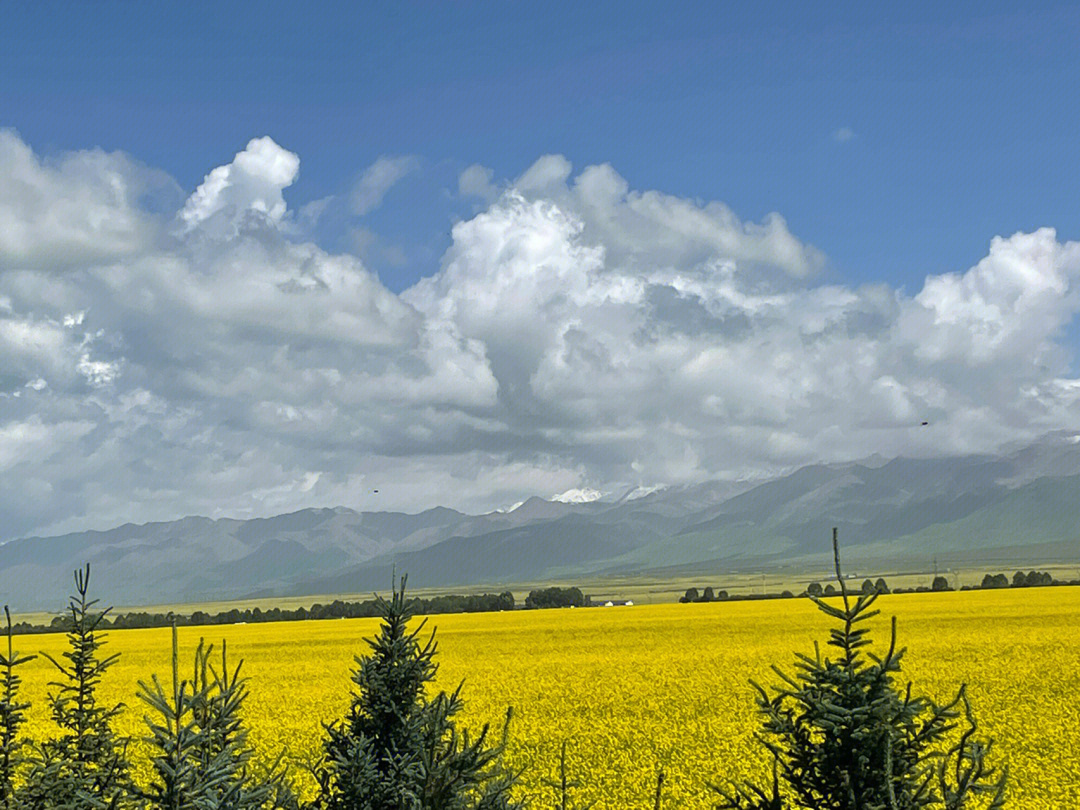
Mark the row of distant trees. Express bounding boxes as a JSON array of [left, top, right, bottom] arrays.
[[12, 585, 609, 636], [980, 570, 1057, 588], [681, 567, 1076, 602], [12, 590, 519, 635], [911, 569, 1071, 593]]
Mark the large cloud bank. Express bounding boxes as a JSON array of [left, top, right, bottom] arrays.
[[2, 130, 1079, 538]]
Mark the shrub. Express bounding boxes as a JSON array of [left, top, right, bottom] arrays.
[[310, 576, 522, 809], [712, 529, 1007, 810], [932, 575, 951, 592]]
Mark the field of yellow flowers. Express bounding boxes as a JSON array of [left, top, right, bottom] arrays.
[[15, 586, 1080, 807]]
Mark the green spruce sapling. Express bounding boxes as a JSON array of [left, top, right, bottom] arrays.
[[311, 575, 522, 810], [713, 529, 1007, 810], [138, 624, 207, 808], [23, 565, 134, 810], [0, 606, 35, 808], [188, 636, 298, 809], [139, 625, 298, 809]]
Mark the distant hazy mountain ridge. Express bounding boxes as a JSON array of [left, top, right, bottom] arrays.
[[4, 432, 1080, 610]]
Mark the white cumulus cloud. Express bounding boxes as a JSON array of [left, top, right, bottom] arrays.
[[179, 136, 300, 234], [0, 129, 173, 270]]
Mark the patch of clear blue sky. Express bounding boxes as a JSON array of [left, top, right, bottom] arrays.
[[3, 0, 1078, 294]]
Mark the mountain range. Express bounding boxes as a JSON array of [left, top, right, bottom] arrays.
[[4, 432, 1080, 610]]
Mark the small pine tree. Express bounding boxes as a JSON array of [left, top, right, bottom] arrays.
[[311, 575, 522, 810], [139, 625, 298, 809], [23, 565, 134, 810], [138, 624, 207, 808], [0, 606, 35, 808], [193, 639, 298, 809], [712, 529, 1007, 810]]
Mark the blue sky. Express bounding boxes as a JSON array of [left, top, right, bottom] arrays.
[[5, 1, 1078, 292], [3, 2, 1080, 535]]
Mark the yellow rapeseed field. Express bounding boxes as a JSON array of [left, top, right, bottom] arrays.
[[13, 586, 1080, 807]]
